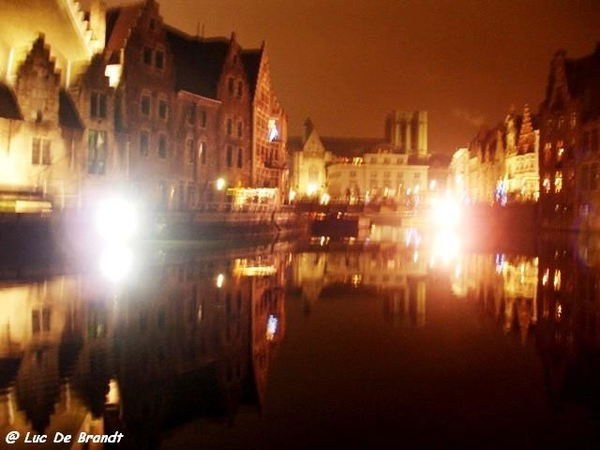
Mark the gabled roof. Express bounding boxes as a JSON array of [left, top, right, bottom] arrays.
[[241, 47, 262, 99], [566, 44, 600, 121], [0, 82, 23, 120], [59, 89, 84, 129], [105, 3, 145, 56], [166, 27, 230, 99], [288, 135, 384, 158], [543, 43, 600, 121]]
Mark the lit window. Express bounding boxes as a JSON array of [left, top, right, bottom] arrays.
[[542, 176, 551, 193], [554, 171, 562, 193], [268, 119, 279, 142], [200, 141, 207, 165], [32, 137, 51, 165]]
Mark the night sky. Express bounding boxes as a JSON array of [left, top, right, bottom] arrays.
[[97, 0, 600, 153]]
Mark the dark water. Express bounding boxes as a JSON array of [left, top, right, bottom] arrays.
[[1, 229, 599, 449]]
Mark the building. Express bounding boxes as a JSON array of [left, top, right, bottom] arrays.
[[385, 110, 428, 159], [0, 0, 287, 213], [538, 44, 600, 230], [289, 112, 433, 207], [449, 105, 540, 207]]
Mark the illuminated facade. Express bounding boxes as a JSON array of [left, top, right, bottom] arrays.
[[449, 105, 540, 206], [0, 0, 287, 211], [243, 45, 288, 196], [289, 118, 331, 200], [327, 146, 429, 205]]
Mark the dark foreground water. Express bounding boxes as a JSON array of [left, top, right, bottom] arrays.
[[1, 229, 599, 449]]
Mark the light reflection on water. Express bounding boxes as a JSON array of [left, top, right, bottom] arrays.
[[0, 231, 599, 448]]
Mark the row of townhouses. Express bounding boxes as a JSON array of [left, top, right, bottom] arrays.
[[0, 0, 287, 212], [449, 43, 600, 231]]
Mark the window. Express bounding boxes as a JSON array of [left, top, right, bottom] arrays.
[[88, 130, 107, 175], [201, 110, 207, 127], [32, 137, 51, 165], [555, 171, 563, 193], [158, 134, 167, 159], [186, 139, 195, 164], [542, 142, 551, 164], [141, 94, 151, 116], [188, 103, 197, 125], [143, 47, 153, 65], [227, 118, 233, 136], [140, 130, 149, 156], [237, 148, 243, 168], [155, 49, 165, 69], [32, 308, 51, 334], [237, 121, 243, 138], [227, 146, 233, 167], [557, 141, 564, 161], [90, 91, 107, 119], [237, 81, 243, 98], [158, 99, 168, 120], [228, 78, 234, 95], [200, 141, 207, 165]]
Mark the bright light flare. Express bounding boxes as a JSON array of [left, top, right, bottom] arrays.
[[430, 197, 462, 228], [100, 245, 133, 283], [431, 230, 462, 265], [95, 196, 137, 242]]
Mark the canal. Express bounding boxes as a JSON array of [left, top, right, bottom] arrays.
[[0, 227, 599, 449]]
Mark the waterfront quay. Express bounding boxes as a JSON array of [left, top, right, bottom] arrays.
[[1, 201, 600, 449]]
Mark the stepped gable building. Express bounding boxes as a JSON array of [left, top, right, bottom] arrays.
[[166, 27, 252, 207], [0, 0, 103, 206], [449, 104, 540, 206], [539, 43, 600, 230], [0, 0, 287, 212], [242, 45, 288, 196]]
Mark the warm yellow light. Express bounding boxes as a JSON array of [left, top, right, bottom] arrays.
[[105, 64, 122, 88], [306, 183, 318, 196], [216, 273, 225, 288], [216, 178, 226, 191]]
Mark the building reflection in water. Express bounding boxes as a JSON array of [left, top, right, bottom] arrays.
[[1, 230, 600, 447], [0, 243, 289, 449]]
